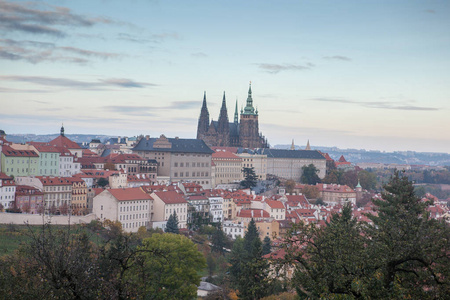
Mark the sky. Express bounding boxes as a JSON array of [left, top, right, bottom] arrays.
[[1, 0, 449, 153]]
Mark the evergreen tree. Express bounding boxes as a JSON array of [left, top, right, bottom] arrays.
[[241, 167, 258, 189], [243, 218, 260, 256], [211, 224, 227, 255], [366, 171, 450, 298], [300, 164, 321, 185], [229, 219, 271, 299], [165, 212, 179, 234], [262, 236, 271, 255], [286, 203, 367, 298]]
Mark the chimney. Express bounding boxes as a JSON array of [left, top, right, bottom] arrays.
[[146, 135, 150, 140]]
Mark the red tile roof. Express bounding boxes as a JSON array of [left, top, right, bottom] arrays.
[[28, 142, 60, 153], [108, 187, 152, 201], [37, 176, 72, 186], [212, 150, 241, 159], [49, 135, 81, 150], [1, 145, 39, 157], [265, 199, 285, 209], [153, 191, 187, 204]]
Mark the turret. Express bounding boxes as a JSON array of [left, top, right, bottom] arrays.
[[60, 123, 65, 137]]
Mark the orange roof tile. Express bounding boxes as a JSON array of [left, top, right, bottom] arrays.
[[108, 187, 152, 201], [153, 191, 187, 204]]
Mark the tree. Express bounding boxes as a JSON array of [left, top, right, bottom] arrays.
[[97, 177, 109, 187], [131, 233, 206, 299], [211, 224, 227, 255], [285, 180, 296, 194], [302, 185, 319, 199], [165, 212, 179, 234], [241, 167, 258, 189], [285, 203, 368, 299], [262, 236, 271, 255], [300, 164, 321, 185], [340, 169, 358, 188], [229, 219, 271, 299], [365, 171, 450, 298], [358, 169, 377, 190]]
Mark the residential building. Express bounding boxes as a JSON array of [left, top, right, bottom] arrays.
[[14, 185, 44, 214], [223, 220, 245, 239], [16, 176, 72, 214], [151, 191, 188, 230], [0, 172, 16, 210], [29, 143, 60, 176], [93, 188, 153, 232], [1, 145, 39, 177], [67, 177, 88, 215]]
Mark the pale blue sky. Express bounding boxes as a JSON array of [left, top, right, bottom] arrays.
[[1, 0, 449, 153]]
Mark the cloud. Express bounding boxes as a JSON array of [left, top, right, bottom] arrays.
[[256, 63, 314, 74], [323, 55, 351, 61], [312, 98, 439, 111], [191, 52, 208, 58], [117, 32, 180, 44], [59, 47, 121, 59], [167, 101, 199, 109], [0, 38, 122, 64], [0, 0, 112, 37], [424, 9, 436, 14], [103, 101, 200, 117], [0, 75, 157, 90], [101, 78, 156, 88]]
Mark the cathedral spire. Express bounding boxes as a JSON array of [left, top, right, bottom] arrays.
[[60, 123, 65, 137], [197, 91, 210, 139], [290, 139, 295, 150], [218, 91, 229, 127], [242, 81, 256, 115], [234, 98, 239, 124], [305, 139, 311, 150], [202, 91, 207, 109]]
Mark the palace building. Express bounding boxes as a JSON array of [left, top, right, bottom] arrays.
[[196, 83, 269, 149]]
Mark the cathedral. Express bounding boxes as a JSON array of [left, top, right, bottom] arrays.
[[196, 83, 269, 148]]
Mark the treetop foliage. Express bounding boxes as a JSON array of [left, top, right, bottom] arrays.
[[282, 171, 450, 299]]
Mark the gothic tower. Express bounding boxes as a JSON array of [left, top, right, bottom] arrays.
[[197, 91, 209, 139], [239, 83, 261, 148], [217, 92, 230, 146]]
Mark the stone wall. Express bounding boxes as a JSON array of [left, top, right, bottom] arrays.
[[0, 212, 97, 225]]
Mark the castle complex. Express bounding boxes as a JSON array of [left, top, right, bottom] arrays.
[[196, 84, 269, 148]]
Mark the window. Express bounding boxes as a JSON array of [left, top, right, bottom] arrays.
[[174, 162, 178, 167], [174, 172, 178, 177]]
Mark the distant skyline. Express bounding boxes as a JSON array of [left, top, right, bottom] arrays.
[[1, 0, 449, 153]]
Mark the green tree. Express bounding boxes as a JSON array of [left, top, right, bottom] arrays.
[[365, 171, 450, 298], [300, 164, 321, 185], [285, 203, 367, 299], [131, 233, 206, 300], [229, 219, 271, 299], [211, 223, 227, 255], [97, 177, 109, 187], [241, 167, 258, 189], [358, 169, 377, 190], [262, 236, 272, 255], [165, 212, 179, 234]]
